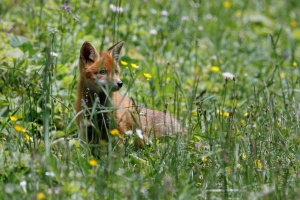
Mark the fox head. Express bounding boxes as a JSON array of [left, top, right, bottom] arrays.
[[79, 41, 124, 94]]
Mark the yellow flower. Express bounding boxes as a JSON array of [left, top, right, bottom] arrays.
[[292, 61, 297, 67], [225, 166, 232, 173], [120, 60, 128, 66], [14, 124, 26, 133], [36, 192, 45, 199], [25, 134, 31, 141], [110, 129, 120, 136], [280, 72, 286, 78], [202, 157, 208, 162], [240, 120, 246, 127], [290, 20, 297, 27], [209, 66, 221, 73], [241, 152, 246, 160], [143, 73, 152, 80], [89, 159, 98, 167], [131, 63, 139, 69], [223, 1, 231, 8], [223, 112, 230, 117], [184, 85, 190, 90], [10, 116, 18, 122], [217, 109, 229, 117], [254, 159, 262, 169], [166, 77, 171, 82]]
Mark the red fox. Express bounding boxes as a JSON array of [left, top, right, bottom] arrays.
[[76, 41, 184, 147]]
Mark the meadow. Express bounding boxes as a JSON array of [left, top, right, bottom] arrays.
[[1, 0, 300, 199]]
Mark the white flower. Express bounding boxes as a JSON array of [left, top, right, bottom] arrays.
[[222, 72, 235, 80], [210, 55, 217, 60], [136, 129, 143, 139], [149, 29, 158, 35], [125, 130, 133, 136], [109, 4, 124, 13], [50, 52, 58, 57], [20, 180, 27, 187], [198, 26, 204, 31], [45, 171, 55, 177], [161, 10, 169, 16], [181, 16, 189, 21]]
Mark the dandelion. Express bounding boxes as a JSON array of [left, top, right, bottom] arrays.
[[254, 159, 262, 169], [225, 166, 232, 173], [217, 109, 229, 117], [109, 4, 124, 13], [197, 182, 202, 186], [110, 129, 120, 136], [25, 134, 31, 141], [166, 77, 171, 82], [50, 52, 58, 57], [131, 63, 139, 69], [222, 72, 235, 80], [89, 159, 98, 167], [223, 112, 230, 117], [290, 20, 297, 27], [208, 66, 221, 73], [292, 61, 297, 67], [202, 157, 208, 162], [241, 152, 246, 160], [136, 129, 143, 139], [280, 72, 286, 78], [10, 116, 18, 122], [36, 192, 46, 200], [184, 85, 190, 90], [161, 10, 169, 16], [120, 60, 128, 66], [149, 29, 158, 35], [223, 1, 231, 8], [143, 73, 152, 80], [240, 120, 246, 127], [14, 124, 26, 133]]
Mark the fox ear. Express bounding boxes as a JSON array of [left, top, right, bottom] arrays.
[[107, 41, 125, 61], [80, 42, 99, 64]]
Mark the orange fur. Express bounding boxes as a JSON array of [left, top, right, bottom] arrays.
[[76, 41, 184, 146]]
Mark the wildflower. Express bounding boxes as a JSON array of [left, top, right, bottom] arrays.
[[61, 4, 70, 10], [136, 129, 143, 139], [161, 10, 169, 16], [222, 72, 235, 80], [254, 159, 262, 169], [89, 159, 98, 167], [225, 166, 232, 173], [166, 77, 171, 82], [131, 63, 139, 69], [241, 152, 246, 160], [110, 129, 120, 136], [208, 66, 221, 73], [236, 163, 241, 169], [20, 180, 27, 187], [109, 4, 124, 13], [125, 130, 133, 136], [290, 20, 297, 27], [25, 134, 31, 141], [45, 171, 55, 177], [184, 85, 190, 90], [197, 182, 202, 186], [50, 52, 58, 57], [217, 109, 229, 117], [14, 124, 26, 133], [10, 116, 18, 122], [181, 16, 189, 22], [240, 120, 246, 127], [223, 1, 231, 8], [120, 60, 128, 66], [143, 73, 152, 80], [202, 157, 208, 162], [280, 72, 286, 78], [292, 61, 297, 67], [36, 192, 46, 199], [149, 29, 158, 35], [198, 26, 204, 31]]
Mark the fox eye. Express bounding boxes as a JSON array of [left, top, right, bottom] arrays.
[[115, 69, 119, 74], [98, 70, 107, 75]]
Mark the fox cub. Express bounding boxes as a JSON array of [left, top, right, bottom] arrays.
[[76, 41, 184, 146]]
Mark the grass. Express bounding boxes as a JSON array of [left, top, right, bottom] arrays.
[[1, 0, 300, 199]]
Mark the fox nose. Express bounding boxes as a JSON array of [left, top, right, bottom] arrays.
[[117, 81, 123, 88]]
